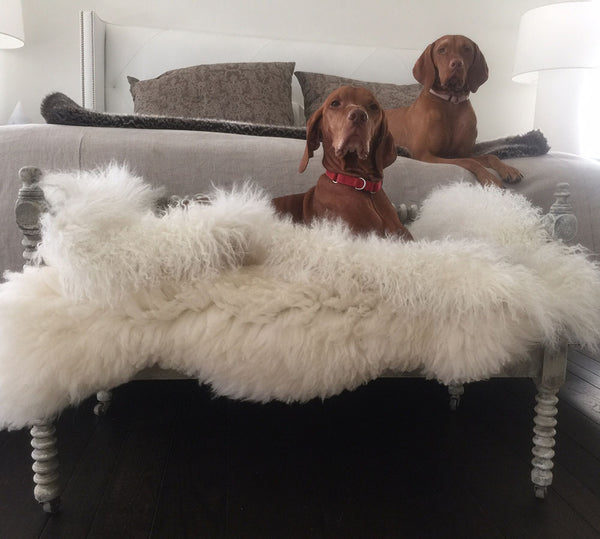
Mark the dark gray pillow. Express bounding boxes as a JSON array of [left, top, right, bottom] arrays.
[[128, 62, 296, 126], [294, 71, 422, 122]]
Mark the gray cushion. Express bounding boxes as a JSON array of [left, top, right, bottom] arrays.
[[128, 62, 296, 125], [295, 71, 422, 121]]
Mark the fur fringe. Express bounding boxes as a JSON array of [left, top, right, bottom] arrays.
[[0, 166, 599, 429]]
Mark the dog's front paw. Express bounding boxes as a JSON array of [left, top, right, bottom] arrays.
[[477, 170, 505, 189], [500, 165, 523, 184]]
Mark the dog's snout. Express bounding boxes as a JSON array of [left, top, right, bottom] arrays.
[[348, 108, 368, 125], [449, 58, 464, 70]]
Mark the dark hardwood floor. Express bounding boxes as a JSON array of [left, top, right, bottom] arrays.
[[1, 347, 599, 538]]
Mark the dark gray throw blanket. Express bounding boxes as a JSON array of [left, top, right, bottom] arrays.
[[41, 92, 550, 159], [41, 92, 307, 140], [472, 130, 550, 159]]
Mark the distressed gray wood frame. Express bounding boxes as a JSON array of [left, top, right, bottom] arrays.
[[15, 166, 574, 512]]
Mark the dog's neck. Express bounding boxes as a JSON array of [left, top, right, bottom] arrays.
[[321, 152, 383, 183], [325, 170, 382, 193], [429, 88, 470, 104]]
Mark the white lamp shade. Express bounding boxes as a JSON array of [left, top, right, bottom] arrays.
[[0, 0, 24, 49], [513, 1, 600, 83]]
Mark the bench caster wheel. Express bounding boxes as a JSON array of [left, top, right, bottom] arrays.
[[41, 497, 60, 513], [94, 390, 112, 416]]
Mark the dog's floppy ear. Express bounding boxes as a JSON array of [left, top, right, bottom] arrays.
[[299, 106, 324, 173], [372, 111, 397, 180], [467, 41, 488, 92], [412, 42, 436, 89]]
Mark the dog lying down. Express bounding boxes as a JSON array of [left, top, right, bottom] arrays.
[[386, 34, 522, 188], [272, 86, 413, 240]]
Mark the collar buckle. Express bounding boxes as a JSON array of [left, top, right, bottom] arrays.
[[326, 171, 381, 193]]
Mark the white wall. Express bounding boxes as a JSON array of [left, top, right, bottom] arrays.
[[0, 0, 554, 140]]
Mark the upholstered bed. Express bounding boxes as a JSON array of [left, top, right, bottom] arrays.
[[0, 10, 599, 276], [1, 10, 600, 513]]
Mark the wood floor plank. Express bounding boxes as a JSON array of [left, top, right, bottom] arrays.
[[555, 399, 600, 461], [571, 348, 600, 374], [568, 361, 600, 395], [149, 382, 229, 538], [84, 381, 180, 539], [0, 401, 104, 538], [553, 418, 600, 499], [40, 391, 139, 538], [0, 428, 51, 538], [2, 374, 600, 537], [225, 379, 504, 538], [569, 350, 600, 380], [451, 380, 600, 538], [225, 395, 330, 537], [498, 382, 600, 534], [0, 429, 10, 447], [551, 460, 600, 532], [568, 362, 600, 395], [456, 445, 600, 539], [501, 370, 600, 500], [561, 374, 600, 425], [319, 380, 503, 538]]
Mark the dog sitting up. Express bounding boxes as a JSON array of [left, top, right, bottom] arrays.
[[272, 86, 413, 240]]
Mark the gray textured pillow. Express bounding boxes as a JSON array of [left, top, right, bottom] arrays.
[[295, 71, 422, 122], [128, 62, 296, 125]]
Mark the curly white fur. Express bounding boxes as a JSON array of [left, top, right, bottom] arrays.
[[0, 166, 599, 429]]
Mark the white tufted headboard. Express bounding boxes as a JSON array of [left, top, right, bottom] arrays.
[[79, 10, 420, 123]]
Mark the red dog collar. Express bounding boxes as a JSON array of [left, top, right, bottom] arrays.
[[325, 170, 382, 193]]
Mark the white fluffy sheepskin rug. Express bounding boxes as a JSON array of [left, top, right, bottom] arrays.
[[1, 165, 599, 429]]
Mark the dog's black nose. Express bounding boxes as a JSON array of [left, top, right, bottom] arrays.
[[348, 108, 367, 125], [449, 58, 464, 70]]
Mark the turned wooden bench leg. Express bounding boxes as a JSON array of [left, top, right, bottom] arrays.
[[30, 419, 60, 513], [531, 340, 568, 499], [16, 169, 60, 512], [531, 385, 560, 499]]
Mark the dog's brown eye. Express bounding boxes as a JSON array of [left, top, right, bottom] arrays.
[[369, 103, 379, 111], [437, 47, 446, 54], [330, 100, 341, 108]]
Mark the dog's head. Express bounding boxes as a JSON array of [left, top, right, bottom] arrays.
[[413, 34, 488, 94], [299, 85, 397, 181]]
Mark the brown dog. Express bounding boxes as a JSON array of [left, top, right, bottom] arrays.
[[272, 86, 413, 240], [386, 35, 522, 188]]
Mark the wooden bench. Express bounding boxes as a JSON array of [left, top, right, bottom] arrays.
[[15, 166, 578, 512]]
